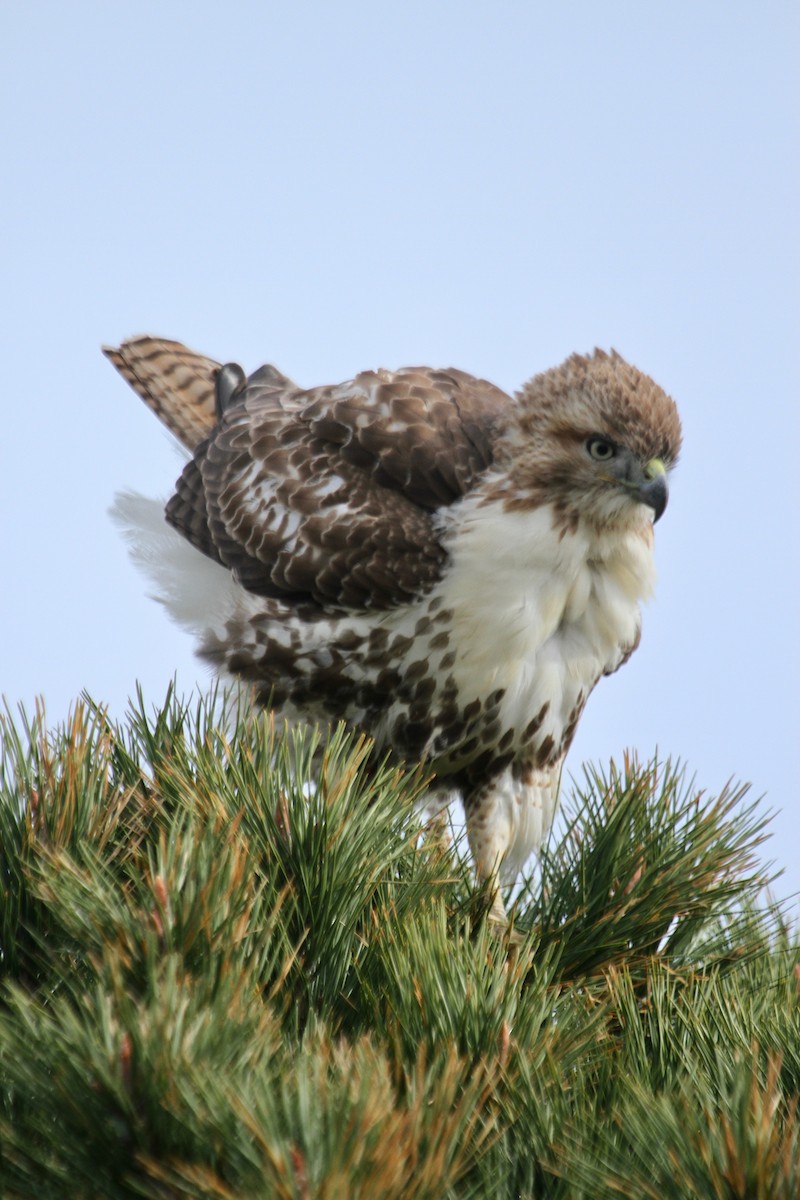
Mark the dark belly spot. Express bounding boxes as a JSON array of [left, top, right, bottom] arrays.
[[523, 703, 550, 741]]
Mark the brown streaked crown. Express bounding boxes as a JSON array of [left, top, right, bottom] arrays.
[[480, 349, 682, 529], [514, 348, 682, 467]]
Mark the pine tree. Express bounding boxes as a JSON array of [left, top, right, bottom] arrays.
[[1, 688, 797, 1198]]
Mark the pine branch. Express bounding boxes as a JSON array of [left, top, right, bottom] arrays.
[[0, 690, 797, 1198]]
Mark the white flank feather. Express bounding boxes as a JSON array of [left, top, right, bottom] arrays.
[[110, 491, 243, 643]]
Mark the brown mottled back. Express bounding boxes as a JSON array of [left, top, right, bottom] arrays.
[[166, 364, 512, 609]]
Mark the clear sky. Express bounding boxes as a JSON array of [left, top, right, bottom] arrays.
[[2, 3, 798, 903]]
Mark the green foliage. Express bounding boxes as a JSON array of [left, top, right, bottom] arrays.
[[0, 689, 797, 1198]]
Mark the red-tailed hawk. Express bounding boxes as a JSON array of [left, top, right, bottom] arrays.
[[106, 336, 681, 922]]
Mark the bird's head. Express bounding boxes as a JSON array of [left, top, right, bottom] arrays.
[[498, 349, 682, 533]]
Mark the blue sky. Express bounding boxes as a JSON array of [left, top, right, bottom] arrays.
[[2, 3, 798, 903]]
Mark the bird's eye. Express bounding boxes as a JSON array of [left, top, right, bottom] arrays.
[[586, 437, 616, 462]]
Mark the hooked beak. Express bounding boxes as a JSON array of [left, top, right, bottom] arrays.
[[637, 457, 669, 522]]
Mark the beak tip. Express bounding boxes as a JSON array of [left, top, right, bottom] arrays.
[[640, 474, 669, 522]]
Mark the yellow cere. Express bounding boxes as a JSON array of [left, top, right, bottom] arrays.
[[645, 457, 666, 480]]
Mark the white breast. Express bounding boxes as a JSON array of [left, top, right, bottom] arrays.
[[437, 496, 657, 742]]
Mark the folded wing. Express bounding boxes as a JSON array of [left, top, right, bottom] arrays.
[[106, 339, 512, 611]]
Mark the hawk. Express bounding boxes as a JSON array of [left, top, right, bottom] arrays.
[[106, 336, 681, 922]]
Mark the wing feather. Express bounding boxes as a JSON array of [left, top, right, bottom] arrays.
[[108, 338, 514, 611], [168, 365, 511, 610]]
